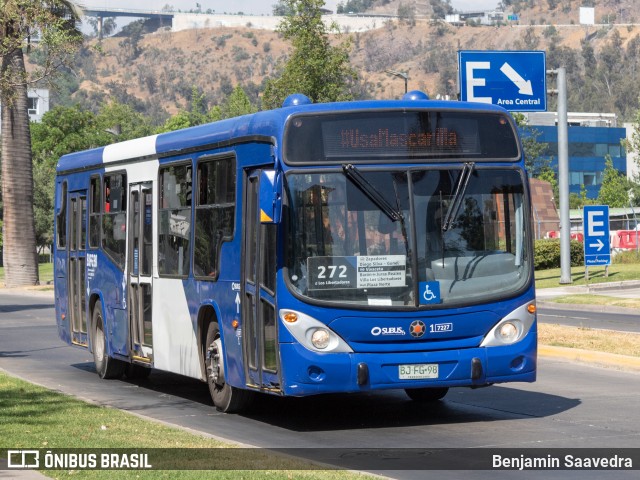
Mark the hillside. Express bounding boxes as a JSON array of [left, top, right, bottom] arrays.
[[40, 0, 640, 124]]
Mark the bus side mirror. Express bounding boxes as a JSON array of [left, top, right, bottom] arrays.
[[259, 170, 282, 224]]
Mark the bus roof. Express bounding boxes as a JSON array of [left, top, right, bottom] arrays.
[[56, 94, 512, 174]]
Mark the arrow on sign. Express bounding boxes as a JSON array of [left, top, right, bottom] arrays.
[[500, 62, 533, 95], [235, 292, 241, 314], [589, 239, 605, 251]]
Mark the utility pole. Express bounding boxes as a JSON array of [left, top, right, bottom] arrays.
[[385, 69, 408, 94], [548, 67, 572, 284]]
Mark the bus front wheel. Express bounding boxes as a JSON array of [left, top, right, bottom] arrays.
[[405, 387, 449, 402], [205, 322, 253, 413], [92, 301, 125, 379]]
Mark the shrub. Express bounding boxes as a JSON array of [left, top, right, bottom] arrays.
[[613, 250, 640, 264], [534, 239, 584, 270], [232, 46, 250, 62]]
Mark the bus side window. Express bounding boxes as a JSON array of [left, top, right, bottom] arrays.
[[193, 156, 236, 279], [56, 181, 67, 249], [158, 163, 192, 277], [102, 173, 127, 268], [89, 176, 101, 248]]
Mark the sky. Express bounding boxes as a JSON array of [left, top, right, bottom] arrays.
[[79, 1, 500, 16]]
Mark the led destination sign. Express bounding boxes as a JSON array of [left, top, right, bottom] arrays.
[[284, 111, 519, 164], [339, 127, 459, 151]]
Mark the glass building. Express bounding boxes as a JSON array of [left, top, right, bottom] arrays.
[[520, 112, 627, 199]]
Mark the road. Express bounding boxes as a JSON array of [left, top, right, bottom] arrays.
[[538, 305, 640, 333], [1, 290, 639, 479]]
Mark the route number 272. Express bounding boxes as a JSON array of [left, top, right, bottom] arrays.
[[317, 265, 348, 279]]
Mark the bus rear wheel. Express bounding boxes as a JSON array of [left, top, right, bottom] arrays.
[[405, 387, 449, 402], [205, 322, 254, 413], [92, 300, 125, 379]]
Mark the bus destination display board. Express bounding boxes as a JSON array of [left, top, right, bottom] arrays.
[[284, 111, 519, 163]]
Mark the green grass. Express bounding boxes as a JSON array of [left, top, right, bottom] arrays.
[[0, 372, 371, 479], [0, 262, 53, 285], [534, 263, 640, 289]]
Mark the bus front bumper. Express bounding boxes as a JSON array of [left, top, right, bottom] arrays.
[[279, 329, 536, 397]]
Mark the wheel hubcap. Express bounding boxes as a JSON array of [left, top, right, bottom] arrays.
[[207, 338, 225, 387]]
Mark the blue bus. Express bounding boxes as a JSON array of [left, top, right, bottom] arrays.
[[54, 91, 536, 413]]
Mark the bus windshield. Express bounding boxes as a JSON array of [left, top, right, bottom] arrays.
[[285, 167, 530, 307]]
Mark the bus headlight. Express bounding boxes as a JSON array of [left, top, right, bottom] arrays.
[[480, 302, 536, 347], [279, 309, 353, 353], [497, 321, 520, 343], [311, 328, 331, 349]]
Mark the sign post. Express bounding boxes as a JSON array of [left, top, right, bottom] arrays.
[[458, 50, 547, 112], [583, 205, 611, 281]]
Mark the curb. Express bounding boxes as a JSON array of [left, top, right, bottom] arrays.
[[539, 345, 640, 372], [586, 279, 640, 292]]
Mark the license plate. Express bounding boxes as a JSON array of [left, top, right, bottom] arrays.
[[399, 364, 439, 380]]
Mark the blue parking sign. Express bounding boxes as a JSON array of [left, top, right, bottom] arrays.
[[458, 50, 547, 112], [583, 205, 611, 266]]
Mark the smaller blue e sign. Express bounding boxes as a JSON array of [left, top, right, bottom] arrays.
[[419, 282, 441, 305], [583, 205, 611, 266]]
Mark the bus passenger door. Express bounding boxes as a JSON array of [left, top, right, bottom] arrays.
[[68, 191, 88, 346], [128, 183, 154, 364], [243, 171, 280, 392]]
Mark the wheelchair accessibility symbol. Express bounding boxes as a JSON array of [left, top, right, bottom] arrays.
[[419, 281, 441, 305], [423, 286, 435, 301]]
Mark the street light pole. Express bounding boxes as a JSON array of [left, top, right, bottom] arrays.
[[385, 69, 408, 94], [548, 67, 571, 284]]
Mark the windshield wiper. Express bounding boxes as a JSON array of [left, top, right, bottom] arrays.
[[441, 162, 475, 232], [342, 164, 411, 260], [342, 164, 403, 222]]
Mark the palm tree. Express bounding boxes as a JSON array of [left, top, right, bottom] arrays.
[[1, 1, 82, 286]]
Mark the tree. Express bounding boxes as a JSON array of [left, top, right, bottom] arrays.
[[597, 155, 629, 208], [513, 113, 550, 177], [157, 85, 256, 134], [336, 0, 375, 14], [118, 19, 145, 63], [397, 2, 416, 27], [262, 0, 357, 110], [86, 16, 117, 38], [156, 86, 210, 133], [272, 0, 293, 16], [1, 1, 83, 286], [96, 101, 154, 141], [211, 85, 256, 120], [537, 165, 559, 209], [430, 0, 453, 19]]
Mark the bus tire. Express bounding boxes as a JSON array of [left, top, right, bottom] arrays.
[[92, 300, 125, 379], [405, 387, 449, 402], [205, 322, 254, 413]]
